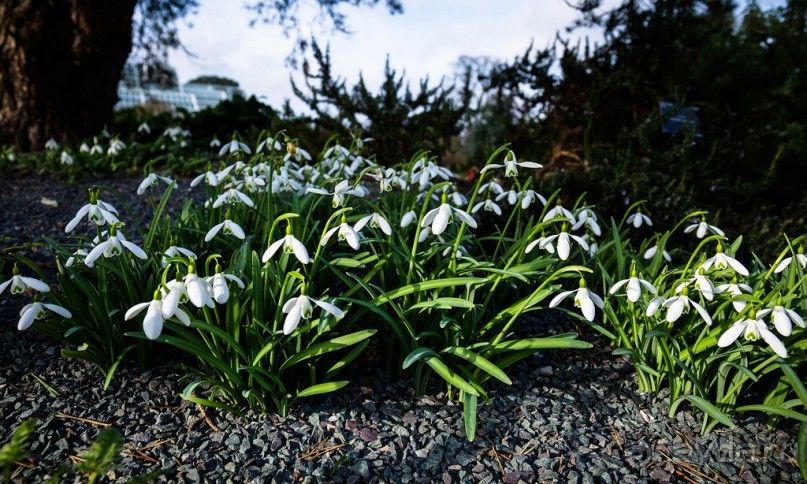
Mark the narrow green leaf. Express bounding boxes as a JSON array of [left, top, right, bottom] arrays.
[[279, 330, 376, 373], [442, 346, 511, 385], [779, 360, 807, 407], [735, 405, 807, 423], [423, 357, 479, 396], [403, 347, 439, 369], [408, 297, 475, 312], [493, 337, 591, 353], [295, 381, 349, 399], [0, 419, 37, 467], [375, 277, 487, 303], [670, 395, 734, 429], [798, 421, 807, 480], [462, 392, 478, 442]]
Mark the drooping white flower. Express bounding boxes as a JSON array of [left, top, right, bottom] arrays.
[[400, 210, 417, 228], [283, 143, 311, 163], [773, 246, 807, 274], [60, 151, 74, 166], [572, 208, 601, 236], [18, 299, 71, 331], [662, 287, 712, 325], [281, 292, 344, 335], [218, 138, 252, 157], [125, 297, 190, 340], [45, 138, 59, 151], [263, 230, 310, 264], [676, 269, 716, 301], [354, 213, 393, 236], [0, 266, 50, 295], [306, 180, 364, 208], [65, 193, 120, 233], [206, 270, 245, 304], [137, 173, 174, 195], [190, 164, 234, 188], [210, 137, 221, 148], [702, 244, 749, 276], [66, 248, 88, 267], [718, 309, 787, 358], [212, 187, 254, 208], [496, 189, 520, 206], [715, 279, 753, 312], [477, 181, 504, 196], [549, 279, 603, 322], [204, 219, 246, 242], [367, 167, 398, 192], [520, 189, 547, 210], [538, 230, 589, 261], [107, 138, 126, 156], [543, 203, 576, 223], [471, 199, 502, 216], [90, 142, 103, 156], [84, 226, 147, 268], [79, 143, 90, 153], [643, 245, 672, 262], [684, 218, 725, 239], [137, 122, 151, 134], [421, 195, 477, 236], [646, 296, 665, 317], [480, 150, 542, 177], [256, 136, 282, 153], [609, 268, 657, 303], [525, 232, 555, 255], [184, 269, 215, 309], [757, 299, 805, 337], [321, 219, 361, 250], [162, 246, 197, 266], [627, 211, 653, 228]]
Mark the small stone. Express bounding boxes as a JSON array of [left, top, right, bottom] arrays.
[[351, 459, 370, 478], [270, 433, 284, 451], [359, 427, 379, 442]]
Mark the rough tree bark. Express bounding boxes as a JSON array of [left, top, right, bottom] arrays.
[[0, 0, 137, 150]]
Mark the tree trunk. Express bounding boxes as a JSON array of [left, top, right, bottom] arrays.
[[0, 0, 138, 150]]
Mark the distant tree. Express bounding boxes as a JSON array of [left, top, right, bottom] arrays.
[[187, 75, 241, 87], [0, 0, 402, 150]]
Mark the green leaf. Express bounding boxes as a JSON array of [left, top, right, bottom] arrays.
[[0, 419, 37, 467], [75, 427, 124, 479], [670, 396, 734, 429], [403, 347, 440, 369], [330, 257, 365, 268], [295, 381, 349, 399], [462, 392, 478, 442], [779, 360, 807, 407], [375, 277, 488, 304], [408, 297, 476, 312], [423, 356, 479, 396], [492, 337, 592, 353], [735, 405, 807, 423], [441, 346, 512, 385], [279, 330, 376, 373]]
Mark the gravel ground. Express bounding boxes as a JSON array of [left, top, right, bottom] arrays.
[[0, 172, 803, 482]]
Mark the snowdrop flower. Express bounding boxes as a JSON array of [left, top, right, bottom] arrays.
[[321, 216, 361, 250], [368, 168, 398, 192], [525, 232, 555, 255], [702, 244, 749, 276], [307, 180, 364, 208], [448, 191, 467, 207], [282, 290, 344, 335], [137, 122, 151, 134], [643, 245, 672, 262], [646, 296, 665, 317], [471, 199, 502, 216], [190, 164, 234, 188], [207, 268, 245, 304], [718, 309, 787, 358], [79, 143, 90, 153], [400, 210, 417, 228], [421, 193, 477, 236], [480, 150, 542, 177], [66, 248, 88, 267], [354, 213, 393, 236], [184, 267, 215, 308], [520, 189, 547, 210], [0, 265, 50, 295], [773, 246, 807, 273], [549, 278, 603, 322], [45, 138, 59, 150], [107, 138, 126, 156], [84, 225, 147, 268], [65, 191, 120, 232], [496, 189, 520, 206], [256, 136, 282, 153], [676, 268, 716, 301], [263, 225, 310, 264], [284, 142, 311, 163], [662, 287, 712, 325], [572, 208, 601, 236], [162, 246, 197, 266], [218, 137, 251, 157], [684, 218, 725, 238], [715, 277, 753, 312], [537, 229, 589, 261], [137, 173, 174, 195], [126, 295, 190, 340], [210, 137, 221, 148], [609, 266, 657, 303], [204, 218, 246, 242], [582, 233, 599, 256], [90, 141, 103, 156], [18, 298, 71, 331], [212, 187, 254, 208], [60, 151, 74, 165], [543, 203, 575, 223], [477, 180, 504, 196], [627, 211, 653, 228], [757, 297, 805, 337]]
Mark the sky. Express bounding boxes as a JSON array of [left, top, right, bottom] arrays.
[[167, 0, 787, 111]]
